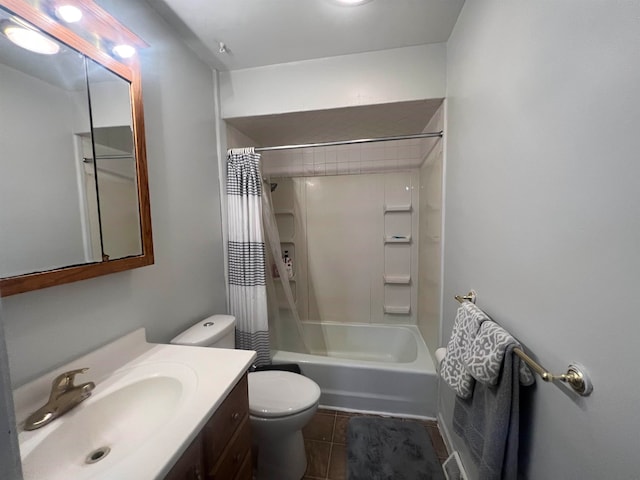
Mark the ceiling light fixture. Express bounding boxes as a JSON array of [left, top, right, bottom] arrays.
[[0, 19, 60, 54], [111, 44, 136, 59], [54, 5, 83, 23]]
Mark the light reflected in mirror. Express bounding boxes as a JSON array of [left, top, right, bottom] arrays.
[[0, 0, 153, 296]]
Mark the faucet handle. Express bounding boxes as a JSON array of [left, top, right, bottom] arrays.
[[51, 368, 90, 391]]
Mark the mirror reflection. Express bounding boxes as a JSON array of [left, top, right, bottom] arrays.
[[84, 59, 142, 262], [0, 6, 143, 279]]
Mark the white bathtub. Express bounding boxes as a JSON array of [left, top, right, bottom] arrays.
[[271, 321, 438, 418]]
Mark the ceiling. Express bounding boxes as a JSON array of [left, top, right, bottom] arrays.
[[226, 99, 443, 147], [149, 0, 465, 72], [148, 1, 461, 147]]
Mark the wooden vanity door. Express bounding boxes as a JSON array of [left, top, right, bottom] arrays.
[[164, 433, 205, 480]]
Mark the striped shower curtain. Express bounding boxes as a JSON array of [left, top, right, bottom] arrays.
[[227, 148, 270, 366]]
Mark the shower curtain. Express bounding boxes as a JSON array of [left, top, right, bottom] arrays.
[[227, 148, 270, 366], [262, 179, 311, 354]]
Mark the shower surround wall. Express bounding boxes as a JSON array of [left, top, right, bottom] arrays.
[[417, 106, 444, 356], [271, 172, 419, 325], [264, 135, 442, 330], [262, 138, 430, 178]]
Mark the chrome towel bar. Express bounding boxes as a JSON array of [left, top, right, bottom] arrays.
[[454, 291, 593, 396]]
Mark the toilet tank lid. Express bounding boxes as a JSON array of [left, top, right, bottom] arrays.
[[170, 315, 236, 346]]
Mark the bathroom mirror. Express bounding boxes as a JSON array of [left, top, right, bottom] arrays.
[[0, 0, 153, 296]]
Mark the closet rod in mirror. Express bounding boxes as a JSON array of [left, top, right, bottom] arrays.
[[83, 155, 134, 161]]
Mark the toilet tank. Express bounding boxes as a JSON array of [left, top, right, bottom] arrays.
[[170, 315, 236, 349]]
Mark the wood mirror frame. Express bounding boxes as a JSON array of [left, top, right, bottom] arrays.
[[0, 0, 153, 296]]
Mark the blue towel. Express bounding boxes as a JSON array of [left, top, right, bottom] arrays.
[[453, 344, 527, 480]]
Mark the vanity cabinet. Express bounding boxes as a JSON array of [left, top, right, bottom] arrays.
[[164, 374, 251, 480], [164, 438, 204, 480]]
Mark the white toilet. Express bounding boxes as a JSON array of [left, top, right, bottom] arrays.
[[170, 315, 321, 480]]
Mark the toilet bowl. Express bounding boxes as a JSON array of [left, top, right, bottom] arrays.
[[170, 315, 321, 480], [249, 370, 321, 480]]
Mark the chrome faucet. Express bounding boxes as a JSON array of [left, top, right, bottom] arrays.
[[24, 368, 95, 431]]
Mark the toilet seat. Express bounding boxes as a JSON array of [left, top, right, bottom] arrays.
[[248, 371, 321, 418]]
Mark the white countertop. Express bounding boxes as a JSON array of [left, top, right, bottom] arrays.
[[13, 328, 256, 480]]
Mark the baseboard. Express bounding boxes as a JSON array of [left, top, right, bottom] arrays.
[[443, 451, 468, 480], [320, 404, 437, 421], [437, 412, 470, 480], [437, 411, 455, 454]]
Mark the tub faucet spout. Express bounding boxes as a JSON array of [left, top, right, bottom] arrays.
[[23, 368, 95, 431]]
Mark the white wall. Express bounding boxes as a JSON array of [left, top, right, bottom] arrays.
[[71, 78, 131, 131], [226, 123, 261, 149], [442, 1, 640, 478], [94, 172, 142, 259], [220, 44, 446, 118], [1, 0, 226, 387], [86, 80, 132, 128]]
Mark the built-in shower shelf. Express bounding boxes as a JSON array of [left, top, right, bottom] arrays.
[[278, 301, 298, 309], [384, 204, 412, 213], [275, 211, 295, 241], [384, 305, 411, 315], [274, 275, 296, 282], [274, 209, 294, 215], [384, 235, 411, 243], [383, 275, 411, 285]]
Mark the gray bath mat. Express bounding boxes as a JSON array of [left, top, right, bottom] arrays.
[[347, 416, 446, 480]]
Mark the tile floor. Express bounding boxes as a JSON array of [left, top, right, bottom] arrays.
[[301, 408, 449, 480]]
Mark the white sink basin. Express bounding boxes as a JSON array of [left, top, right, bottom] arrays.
[[20, 362, 197, 480], [13, 330, 256, 480]]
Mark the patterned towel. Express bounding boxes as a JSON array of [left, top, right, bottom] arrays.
[[440, 302, 490, 398], [466, 321, 535, 387]]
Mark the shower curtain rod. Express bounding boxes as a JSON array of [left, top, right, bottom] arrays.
[[253, 131, 443, 152]]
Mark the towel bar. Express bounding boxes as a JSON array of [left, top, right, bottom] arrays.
[[454, 292, 593, 396], [454, 290, 476, 304]]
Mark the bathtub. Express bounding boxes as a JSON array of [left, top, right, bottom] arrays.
[[271, 321, 438, 418]]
